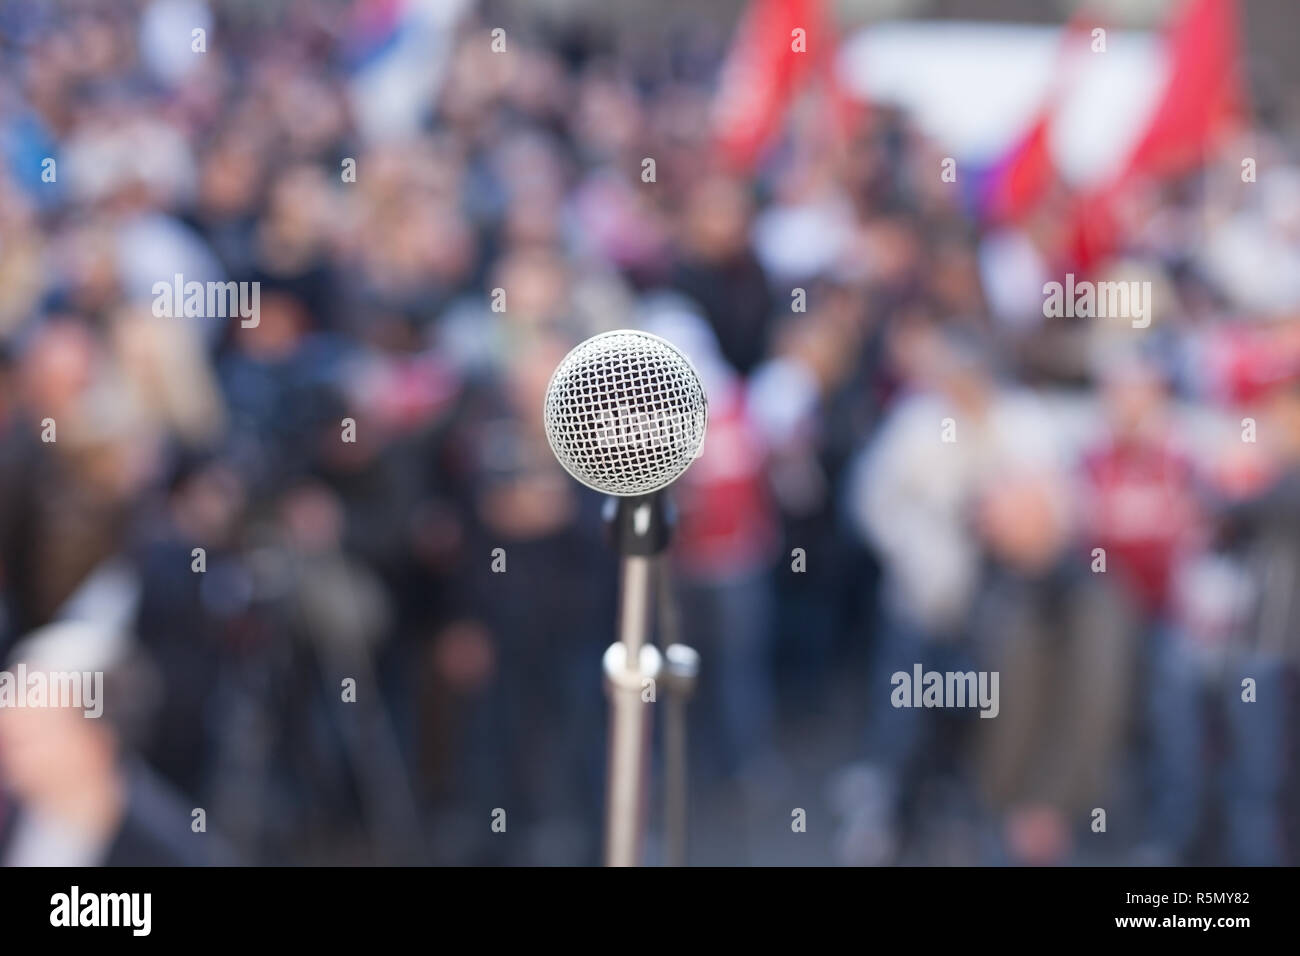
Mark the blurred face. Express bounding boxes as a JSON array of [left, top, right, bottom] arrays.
[[263, 166, 332, 253], [941, 364, 992, 417], [175, 465, 246, 543], [505, 193, 563, 249], [240, 292, 306, 358], [20, 321, 97, 414], [275, 74, 347, 157], [415, 202, 474, 285], [0, 703, 116, 805], [199, 140, 264, 218], [507, 336, 569, 421], [887, 315, 937, 385], [60, 224, 120, 311], [280, 484, 345, 552], [576, 76, 642, 158], [783, 313, 855, 391], [1105, 372, 1166, 441], [493, 252, 568, 327], [977, 474, 1067, 574], [1267, 387, 1300, 459], [931, 240, 984, 315], [683, 177, 752, 260], [506, 48, 568, 121], [861, 216, 920, 287]]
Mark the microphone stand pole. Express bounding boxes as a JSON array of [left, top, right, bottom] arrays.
[[661, 640, 699, 867], [653, 546, 699, 867], [602, 493, 670, 866]]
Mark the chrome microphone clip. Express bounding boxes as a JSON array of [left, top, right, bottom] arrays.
[[603, 493, 676, 557]]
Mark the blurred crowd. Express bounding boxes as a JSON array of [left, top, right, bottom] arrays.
[[0, 0, 1297, 866]]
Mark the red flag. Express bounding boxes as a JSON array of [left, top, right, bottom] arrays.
[[713, 0, 849, 172], [984, 14, 1096, 224], [1064, 0, 1246, 271], [985, 110, 1057, 224], [1123, 0, 1245, 180]]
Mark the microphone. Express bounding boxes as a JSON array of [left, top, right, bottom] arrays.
[[543, 329, 708, 498], [541, 329, 707, 866]]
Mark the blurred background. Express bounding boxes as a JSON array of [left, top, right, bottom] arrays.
[[0, 0, 1297, 866]]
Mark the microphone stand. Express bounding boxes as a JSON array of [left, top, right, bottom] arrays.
[[602, 493, 671, 866], [660, 640, 699, 867], [652, 542, 699, 867]]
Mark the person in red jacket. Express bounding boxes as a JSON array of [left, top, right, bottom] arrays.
[[1080, 359, 1204, 621], [642, 298, 781, 786]]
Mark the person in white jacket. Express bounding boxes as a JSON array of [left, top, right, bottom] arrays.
[[838, 323, 1072, 863]]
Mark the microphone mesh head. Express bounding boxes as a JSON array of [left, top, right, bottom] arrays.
[[543, 329, 708, 496]]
